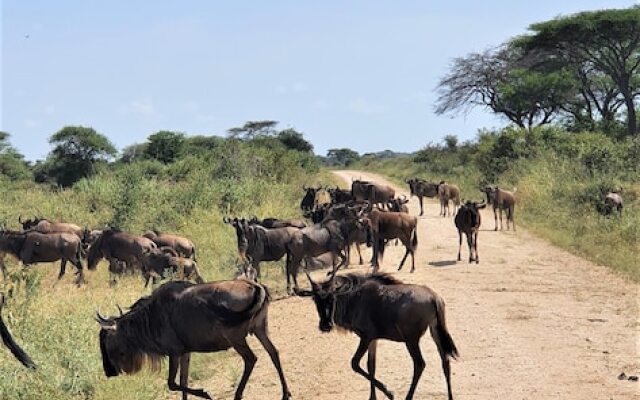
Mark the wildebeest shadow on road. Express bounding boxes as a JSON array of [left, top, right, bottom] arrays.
[[428, 260, 458, 267]]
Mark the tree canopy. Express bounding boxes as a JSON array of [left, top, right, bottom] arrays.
[[0, 132, 31, 180], [144, 131, 185, 163]]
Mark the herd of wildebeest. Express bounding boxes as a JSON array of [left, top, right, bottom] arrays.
[[0, 177, 626, 400]]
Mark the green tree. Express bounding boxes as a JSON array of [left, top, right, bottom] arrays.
[[120, 142, 148, 163], [277, 128, 314, 152], [45, 126, 117, 187], [443, 134, 458, 151], [327, 148, 360, 166], [144, 131, 185, 163], [0, 132, 31, 180], [518, 7, 640, 135], [227, 120, 278, 139]]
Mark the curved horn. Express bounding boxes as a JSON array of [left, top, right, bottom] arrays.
[[116, 304, 124, 317], [223, 216, 229, 224], [401, 194, 407, 202], [305, 270, 318, 290], [303, 184, 308, 191], [95, 307, 109, 323], [18, 215, 23, 224]]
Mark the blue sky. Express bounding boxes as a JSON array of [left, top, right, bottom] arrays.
[[2, 0, 635, 160]]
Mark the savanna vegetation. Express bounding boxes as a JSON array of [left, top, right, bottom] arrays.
[[0, 122, 324, 399], [355, 6, 640, 281]]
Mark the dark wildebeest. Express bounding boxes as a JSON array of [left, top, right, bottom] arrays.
[[223, 217, 299, 279], [286, 216, 361, 294], [366, 184, 396, 210], [365, 208, 418, 273], [0, 293, 36, 369], [481, 186, 516, 231], [96, 279, 291, 400], [387, 195, 410, 213], [454, 200, 486, 264], [437, 182, 461, 217], [142, 247, 205, 286], [19, 216, 83, 238], [406, 179, 439, 216], [0, 230, 85, 284], [304, 203, 332, 224], [248, 217, 307, 229], [327, 186, 354, 205], [87, 228, 158, 285], [302, 272, 457, 400], [143, 230, 197, 260], [603, 191, 623, 216], [300, 185, 323, 212]]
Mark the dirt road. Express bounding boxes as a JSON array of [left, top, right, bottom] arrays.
[[208, 170, 639, 399]]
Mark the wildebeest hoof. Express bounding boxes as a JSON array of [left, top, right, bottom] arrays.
[[195, 389, 212, 399], [619, 372, 627, 380]]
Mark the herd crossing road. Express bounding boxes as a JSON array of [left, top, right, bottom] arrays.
[[207, 170, 639, 400]]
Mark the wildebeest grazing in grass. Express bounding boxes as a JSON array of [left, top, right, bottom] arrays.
[[454, 200, 486, 263], [0, 230, 85, 284], [302, 272, 457, 400], [142, 230, 197, 260], [96, 279, 291, 400], [19, 216, 83, 238], [0, 294, 36, 369]]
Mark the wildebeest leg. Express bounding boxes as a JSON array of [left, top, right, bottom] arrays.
[[466, 233, 474, 263], [356, 243, 363, 265], [499, 208, 503, 230], [397, 244, 410, 271], [0, 257, 6, 280], [405, 339, 426, 400], [456, 230, 462, 262], [474, 231, 479, 264], [179, 354, 190, 400], [167, 354, 212, 400], [58, 259, 67, 280], [367, 340, 378, 400], [351, 337, 394, 399], [254, 324, 292, 400], [232, 338, 257, 400], [70, 258, 85, 286], [493, 207, 498, 231], [418, 197, 424, 216], [430, 329, 454, 400]]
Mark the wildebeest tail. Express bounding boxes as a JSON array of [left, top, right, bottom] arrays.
[[411, 227, 418, 252], [433, 298, 458, 360], [0, 302, 36, 369]]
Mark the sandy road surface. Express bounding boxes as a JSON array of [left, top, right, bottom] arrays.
[[207, 170, 639, 400]]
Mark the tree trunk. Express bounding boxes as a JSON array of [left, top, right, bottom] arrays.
[[623, 93, 637, 136]]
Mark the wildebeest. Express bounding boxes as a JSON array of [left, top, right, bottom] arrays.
[[303, 272, 457, 400], [365, 208, 418, 273], [19, 216, 83, 238], [481, 186, 516, 231], [248, 217, 307, 229], [304, 203, 332, 224], [351, 180, 396, 209], [286, 217, 360, 294], [327, 186, 354, 205], [603, 190, 623, 216], [143, 230, 197, 260], [437, 182, 461, 217], [300, 185, 323, 212], [0, 293, 36, 369], [454, 200, 486, 264], [0, 230, 85, 284], [96, 279, 291, 400], [142, 247, 205, 286], [406, 178, 439, 216], [223, 217, 299, 279], [87, 228, 158, 285], [387, 195, 410, 213]]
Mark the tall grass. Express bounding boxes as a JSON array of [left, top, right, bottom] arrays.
[[355, 127, 639, 281], [0, 143, 322, 399]]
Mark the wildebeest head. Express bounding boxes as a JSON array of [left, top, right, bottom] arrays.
[[305, 272, 338, 332], [18, 215, 43, 231], [406, 178, 422, 196], [480, 185, 496, 204], [96, 308, 160, 377], [223, 217, 249, 260], [458, 200, 486, 226]]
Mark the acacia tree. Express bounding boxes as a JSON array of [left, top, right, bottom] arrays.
[[327, 148, 360, 166], [44, 126, 117, 187], [435, 46, 574, 130], [227, 120, 278, 139], [518, 7, 640, 135]]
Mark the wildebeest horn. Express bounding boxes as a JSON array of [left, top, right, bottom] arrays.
[[18, 215, 23, 223], [95, 308, 109, 323], [222, 216, 230, 224], [303, 184, 308, 190], [305, 270, 319, 290], [116, 304, 124, 317]]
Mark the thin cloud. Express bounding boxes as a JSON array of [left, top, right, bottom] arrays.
[[120, 97, 157, 117]]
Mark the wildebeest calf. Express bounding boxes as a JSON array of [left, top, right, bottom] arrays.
[[454, 200, 486, 264], [302, 272, 457, 400], [96, 279, 291, 400]]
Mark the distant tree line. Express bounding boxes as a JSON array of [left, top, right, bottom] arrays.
[[435, 6, 640, 138], [1, 121, 315, 187]]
